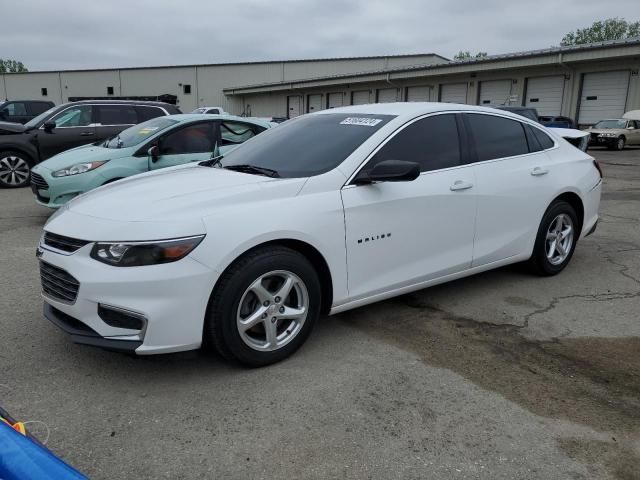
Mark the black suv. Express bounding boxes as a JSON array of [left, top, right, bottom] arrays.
[[0, 100, 180, 188], [0, 100, 55, 124]]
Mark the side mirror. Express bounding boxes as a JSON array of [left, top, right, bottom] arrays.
[[354, 160, 420, 185], [147, 145, 160, 162], [43, 121, 56, 133]]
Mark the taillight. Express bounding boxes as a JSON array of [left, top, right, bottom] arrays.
[[593, 159, 603, 178]]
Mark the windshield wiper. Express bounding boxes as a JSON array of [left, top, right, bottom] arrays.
[[199, 155, 224, 168], [223, 164, 280, 178]]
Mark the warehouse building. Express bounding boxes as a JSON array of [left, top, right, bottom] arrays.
[[2, 37, 639, 126]]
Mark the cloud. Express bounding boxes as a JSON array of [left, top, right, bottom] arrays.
[[0, 0, 637, 70]]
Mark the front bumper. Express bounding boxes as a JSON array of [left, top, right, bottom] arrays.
[[31, 170, 107, 209], [588, 136, 617, 147], [39, 242, 217, 355]]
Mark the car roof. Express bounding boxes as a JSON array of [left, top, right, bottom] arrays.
[[315, 102, 538, 122], [60, 99, 176, 108]]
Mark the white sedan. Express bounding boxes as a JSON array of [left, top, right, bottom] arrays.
[[38, 103, 602, 366]]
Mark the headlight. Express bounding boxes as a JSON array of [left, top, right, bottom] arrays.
[[598, 133, 616, 138], [52, 161, 108, 178], [90, 235, 205, 267]]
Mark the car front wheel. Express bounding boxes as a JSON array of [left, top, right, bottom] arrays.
[[206, 246, 321, 366], [615, 137, 625, 151], [0, 151, 31, 188], [529, 201, 579, 276]]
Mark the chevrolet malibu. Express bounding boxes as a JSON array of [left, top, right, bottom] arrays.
[[38, 103, 602, 366]]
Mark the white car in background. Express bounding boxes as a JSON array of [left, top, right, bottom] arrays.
[[192, 106, 227, 115], [38, 103, 602, 366]]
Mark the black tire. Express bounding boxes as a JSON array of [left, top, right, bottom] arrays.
[[615, 136, 625, 151], [205, 246, 321, 367], [528, 201, 579, 276], [0, 150, 32, 188]]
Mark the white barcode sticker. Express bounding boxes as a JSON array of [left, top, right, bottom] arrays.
[[340, 117, 383, 126]]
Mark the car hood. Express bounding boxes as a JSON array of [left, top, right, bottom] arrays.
[[33, 144, 133, 172], [0, 121, 27, 134], [587, 128, 625, 135], [45, 164, 307, 241]]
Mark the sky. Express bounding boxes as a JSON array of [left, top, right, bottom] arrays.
[[1, 0, 639, 71]]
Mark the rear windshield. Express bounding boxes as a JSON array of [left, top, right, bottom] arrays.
[[220, 113, 395, 178], [103, 117, 178, 148]]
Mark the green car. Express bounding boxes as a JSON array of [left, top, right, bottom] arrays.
[[30, 114, 272, 208]]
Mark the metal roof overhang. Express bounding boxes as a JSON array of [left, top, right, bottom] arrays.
[[223, 39, 640, 96]]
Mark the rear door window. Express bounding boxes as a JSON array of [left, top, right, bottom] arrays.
[[96, 105, 138, 125], [366, 114, 461, 173], [465, 113, 529, 161], [30, 102, 53, 115], [136, 106, 166, 122]]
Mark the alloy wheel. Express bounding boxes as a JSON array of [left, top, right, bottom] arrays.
[[236, 270, 309, 352], [617, 138, 625, 150], [0, 155, 30, 186], [545, 213, 574, 265]]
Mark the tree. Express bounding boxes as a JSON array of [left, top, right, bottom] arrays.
[[0, 59, 28, 73], [454, 51, 488, 61], [561, 18, 640, 46]]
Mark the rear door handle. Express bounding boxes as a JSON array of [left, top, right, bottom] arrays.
[[80, 132, 95, 136], [530, 167, 549, 176], [450, 180, 473, 191]]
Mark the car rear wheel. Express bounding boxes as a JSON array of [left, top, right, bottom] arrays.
[[528, 201, 579, 276], [0, 151, 31, 188], [206, 246, 321, 367]]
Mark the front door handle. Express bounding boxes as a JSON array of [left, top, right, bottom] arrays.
[[450, 180, 473, 191], [80, 132, 95, 136], [530, 167, 549, 176]]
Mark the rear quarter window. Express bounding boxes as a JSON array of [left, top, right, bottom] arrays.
[[531, 127, 555, 150]]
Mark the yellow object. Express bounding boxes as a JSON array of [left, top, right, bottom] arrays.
[[0, 416, 27, 435]]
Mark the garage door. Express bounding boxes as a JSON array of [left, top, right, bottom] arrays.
[[377, 88, 398, 103], [287, 95, 302, 118], [578, 71, 630, 125], [440, 83, 467, 103], [328, 92, 344, 109], [406, 86, 431, 102], [351, 90, 370, 105], [479, 80, 513, 106], [307, 94, 323, 113], [525, 76, 565, 116]]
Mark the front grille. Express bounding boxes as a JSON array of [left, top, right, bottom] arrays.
[[44, 232, 90, 253], [31, 172, 49, 190], [40, 261, 80, 303], [590, 132, 599, 142]]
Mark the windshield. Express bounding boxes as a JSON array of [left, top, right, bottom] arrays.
[[24, 105, 59, 128], [103, 117, 178, 148], [594, 119, 626, 129], [220, 113, 395, 178]]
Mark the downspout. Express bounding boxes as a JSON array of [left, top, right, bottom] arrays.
[[558, 52, 575, 118], [385, 72, 401, 101]]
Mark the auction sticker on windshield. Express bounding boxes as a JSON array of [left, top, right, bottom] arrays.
[[340, 117, 383, 127]]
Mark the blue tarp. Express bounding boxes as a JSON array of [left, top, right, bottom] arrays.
[[0, 421, 87, 479]]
